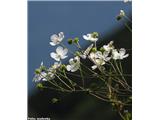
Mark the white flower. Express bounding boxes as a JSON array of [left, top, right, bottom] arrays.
[[52, 62, 61, 69], [34, 62, 47, 82], [119, 10, 125, 17], [103, 41, 114, 53], [48, 62, 61, 78], [34, 71, 47, 82], [66, 56, 80, 72], [80, 44, 93, 59], [96, 51, 111, 62], [50, 32, 64, 46], [89, 52, 106, 70], [112, 48, 129, 60], [50, 46, 68, 61], [83, 33, 98, 42]]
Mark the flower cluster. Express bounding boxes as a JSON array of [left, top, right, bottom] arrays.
[[34, 32, 129, 82]]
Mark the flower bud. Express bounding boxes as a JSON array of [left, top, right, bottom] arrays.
[[35, 69, 41, 74], [68, 39, 73, 44], [91, 32, 99, 38], [116, 15, 122, 21], [75, 51, 81, 56], [60, 64, 66, 71], [74, 37, 79, 43], [99, 47, 105, 53], [91, 47, 97, 52], [36, 83, 43, 89]]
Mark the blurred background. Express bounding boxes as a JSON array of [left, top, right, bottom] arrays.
[[28, 1, 132, 120]]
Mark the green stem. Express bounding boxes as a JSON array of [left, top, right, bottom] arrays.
[[124, 23, 132, 32], [79, 64, 85, 87], [55, 74, 73, 90]]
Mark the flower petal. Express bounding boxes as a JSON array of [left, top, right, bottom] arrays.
[[50, 34, 58, 40], [119, 48, 126, 56], [83, 35, 89, 40], [66, 65, 71, 71], [56, 46, 64, 55], [50, 52, 60, 61], [58, 32, 64, 40], [91, 65, 97, 70], [69, 58, 74, 64], [61, 55, 68, 59], [50, 42, 56, 46], [62, 48, 68, 56]]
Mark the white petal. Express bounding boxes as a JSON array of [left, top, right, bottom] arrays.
[[50, 52, 60, 61], [50, 34, 58, 40], [119, 48, 126, 56], [58, 32, 64, 40], [71, 65, 79, 72], [50, 42, 56, 46], [80, 54, 87, 59], [40, 61, 43, 66], [121, 54, 129, 59], [90, 37, 98, 42], [91, 65, 97, 70], [61, 55, 68, 59], [96, 59, 105, 65], [89, 52, 96, 59], [103, 45, 109, 51], [75, 56, 80, 61], [56, 46, 63, 55], [66, 65, 71, 71], [96, 51, 103, 58], [83, 35, 89, 40], [84, 43, 93, 55], [104, 57, 111, 62], [103, 51, 109, 57], [62, 48, 68, 56], [50, 34, 61, 45]]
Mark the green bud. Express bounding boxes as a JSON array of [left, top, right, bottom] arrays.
[[40, 65, 46, 71], [35, 69, 41, 74], [116, 15, 122, 21], [75, 51, 80, 56], [60, 64, 66, 71], [99, 47, 105, 53], [68, 39, 73, 44], [36, 83, 43, 89], [74, 37, 79, 43], [91, 32, 99, 38], [91, 47, 97, 52]]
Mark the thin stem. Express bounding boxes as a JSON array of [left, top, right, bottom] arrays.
[[60, 43, 74, 55], [114, 60, 126, 82], [119, 60, 123, 73], [62, 70, 75, 90], [89, 92, 109, 102], [79, 64, 85, 87], [124, 15, 132, 23], [94, 41, 97, 48], [47, 80, 68, 92], [109, 61, 117, 73], [118, 111, 126, 120], [42, 86, 72, 93], [55, 74, 73, 90], [124, 23, 132, 32]]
